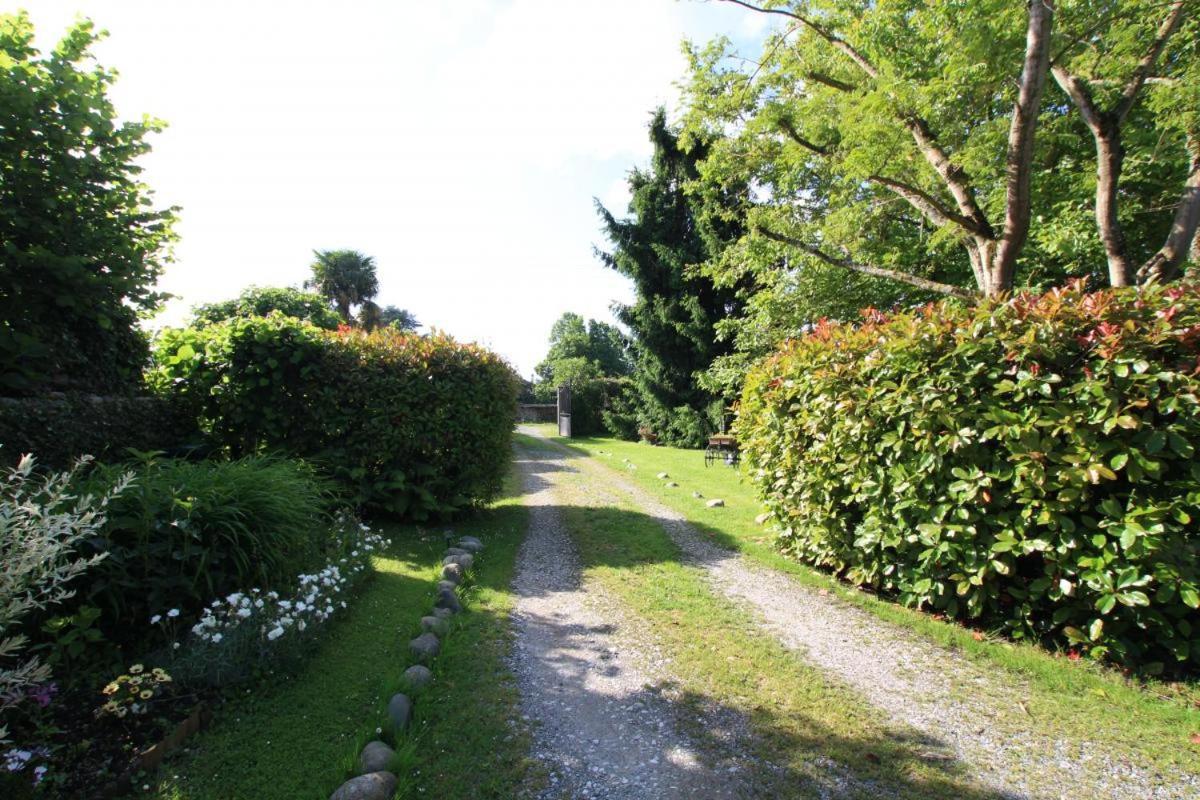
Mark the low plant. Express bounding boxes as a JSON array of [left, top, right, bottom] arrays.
[[0, 455, 130, 743], [738, 280, 1200, 671], [67, 455, 337, 655]]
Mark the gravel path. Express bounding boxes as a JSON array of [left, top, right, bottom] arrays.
[[519, 427, 1200, 800], [509, 442, 746, 799]]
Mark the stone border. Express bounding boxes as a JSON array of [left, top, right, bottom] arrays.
[[327, 535, 485, 800]]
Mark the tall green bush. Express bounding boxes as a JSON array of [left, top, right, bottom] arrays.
[[149, 315, 518, 518], [67, 456, 336, 649], [738, 281, 1200, 671]]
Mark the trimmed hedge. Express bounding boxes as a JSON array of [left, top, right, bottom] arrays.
[[0, 393, 199, 468], [738, 281, 1200, 671], [149, 315, 518, 518]]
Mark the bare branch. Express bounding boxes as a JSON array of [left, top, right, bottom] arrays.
[[756, 225, 975, 298], [904, 116, 994, 238], [869, 175, 988, 236]]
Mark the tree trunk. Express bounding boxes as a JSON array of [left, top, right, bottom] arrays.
[[1139, 135, 1200, 283], [1095, 130, 1135, 286], [988, 0, 1054, 296]]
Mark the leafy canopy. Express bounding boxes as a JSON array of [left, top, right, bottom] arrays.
[[304, 249, 379, 322], [0, 13, 177, 395], [191, 286, 343, 330]]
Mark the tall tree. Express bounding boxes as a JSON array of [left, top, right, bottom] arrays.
[[595, 109, 747, 444], [532, 312, 630, 395], [1049, 1, 1200, 286], [191, 286, 342, 330], [305, 249, 379, 322], [0, 15, 177, 395]]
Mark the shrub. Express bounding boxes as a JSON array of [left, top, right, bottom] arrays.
[[67, 455, 337, 652], [0, 393, 200, 469], [190, 286, 342, 330], [148, 315, 518, 518], [737, 280, 1200, 671], [0, 456, 129, 743]]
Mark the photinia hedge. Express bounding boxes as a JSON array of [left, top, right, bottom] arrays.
[[149, 315, 518, 519], [737, 280, 1200, 671]]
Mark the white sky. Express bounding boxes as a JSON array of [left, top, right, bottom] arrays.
[[6, 1, 771, 377]]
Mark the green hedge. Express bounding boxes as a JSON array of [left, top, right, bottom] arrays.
[[149, 314, 518, 518], [0, 393, 199, 468], [738, 281, 1200, 671]]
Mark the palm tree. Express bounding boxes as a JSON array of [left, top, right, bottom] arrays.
[[305, 250, 379, 323]]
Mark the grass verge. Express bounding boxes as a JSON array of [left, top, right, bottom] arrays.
[[153, 462, 534, 800], [534, 426, 1200, 775]]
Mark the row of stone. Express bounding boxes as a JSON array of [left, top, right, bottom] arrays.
[[328, 536, 484, 800]]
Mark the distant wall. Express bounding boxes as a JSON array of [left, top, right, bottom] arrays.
[[516, 404, 557, 423], [0, 393, 200, 468]]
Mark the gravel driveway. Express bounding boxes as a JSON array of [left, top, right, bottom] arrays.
[[516, 427, 1200, 800]]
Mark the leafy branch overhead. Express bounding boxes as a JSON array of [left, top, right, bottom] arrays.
[[686, 0, 1200, 300]]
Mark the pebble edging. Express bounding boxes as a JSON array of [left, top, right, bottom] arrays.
[[326, 534, 485, 800]]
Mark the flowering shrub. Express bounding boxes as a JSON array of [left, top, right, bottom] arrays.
[[148, 315, 519, 518], [738, 280, 1200, 671], [150, 516, 389, 686], [95, 664, 173, 720], [0, 455, 129, 744]]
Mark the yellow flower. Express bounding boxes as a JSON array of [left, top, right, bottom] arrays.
[[129, 664, 144, 674], [115, 707, 128, 718], [102, 682, 120, 695], [139, 690, 154, 700], [103, 700, 118, 712]]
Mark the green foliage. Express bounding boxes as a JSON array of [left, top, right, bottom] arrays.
[[0, 455, 128, 743], [0, 14, 177, 396], [0, 393, 199, 469], [358, 302, 419, 332], [190, 286, 342, 330], [69, 455, 337, 651], [533, 312, 630, 394], [305, 249, 379, 322], [596, 109, 747, 447], [148, 316, 518, 518], [738, 281, 1200, 670]]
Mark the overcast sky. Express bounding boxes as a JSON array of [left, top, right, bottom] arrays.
[[7, 1, 772, 377]]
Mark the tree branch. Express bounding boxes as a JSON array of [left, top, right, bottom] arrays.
[[1139, 132, 1200, 283], [756, 225, 974, 298], [718, 0, 880, 79], [805, 71, 857, 92], [1114, 0, 1185, 124], [869, 175, 987, 235]]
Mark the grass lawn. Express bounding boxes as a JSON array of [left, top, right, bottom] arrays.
[[530, 425, 1200, 775], [153, 463, 535, 800]]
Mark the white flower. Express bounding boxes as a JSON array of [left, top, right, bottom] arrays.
[[173, 642, 181, 650], [297, 620, 307, 632], [167, 608, 180, 618], [267, 626, 284, 641], [150, 614, 162, 625], [211, 633, 223, 643], [236, 607, 252, 618]]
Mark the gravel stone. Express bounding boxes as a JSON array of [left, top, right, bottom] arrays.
[[357, 741, 395, 775], [386, 693, 411, 731], [409, 632, 440, 661], [330, 771, 397, 800], [509, 434, 745, 799]]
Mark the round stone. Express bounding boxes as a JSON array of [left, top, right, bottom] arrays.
[[444, 547, 469, 557], [410, 632, 441, 661], [706, 498, 725, 508], [442, 563, 464, 583], [420, 615, 449, 636], [330, 771, 397, 800], [442, 553, 474, 570], [434, 587, 462, 613], [436, 579, 458, 594], [358, 741, 395, 775], [403, 664, 433, 689], [387, 693, 411, 731], [456, 538, 483, 553]]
